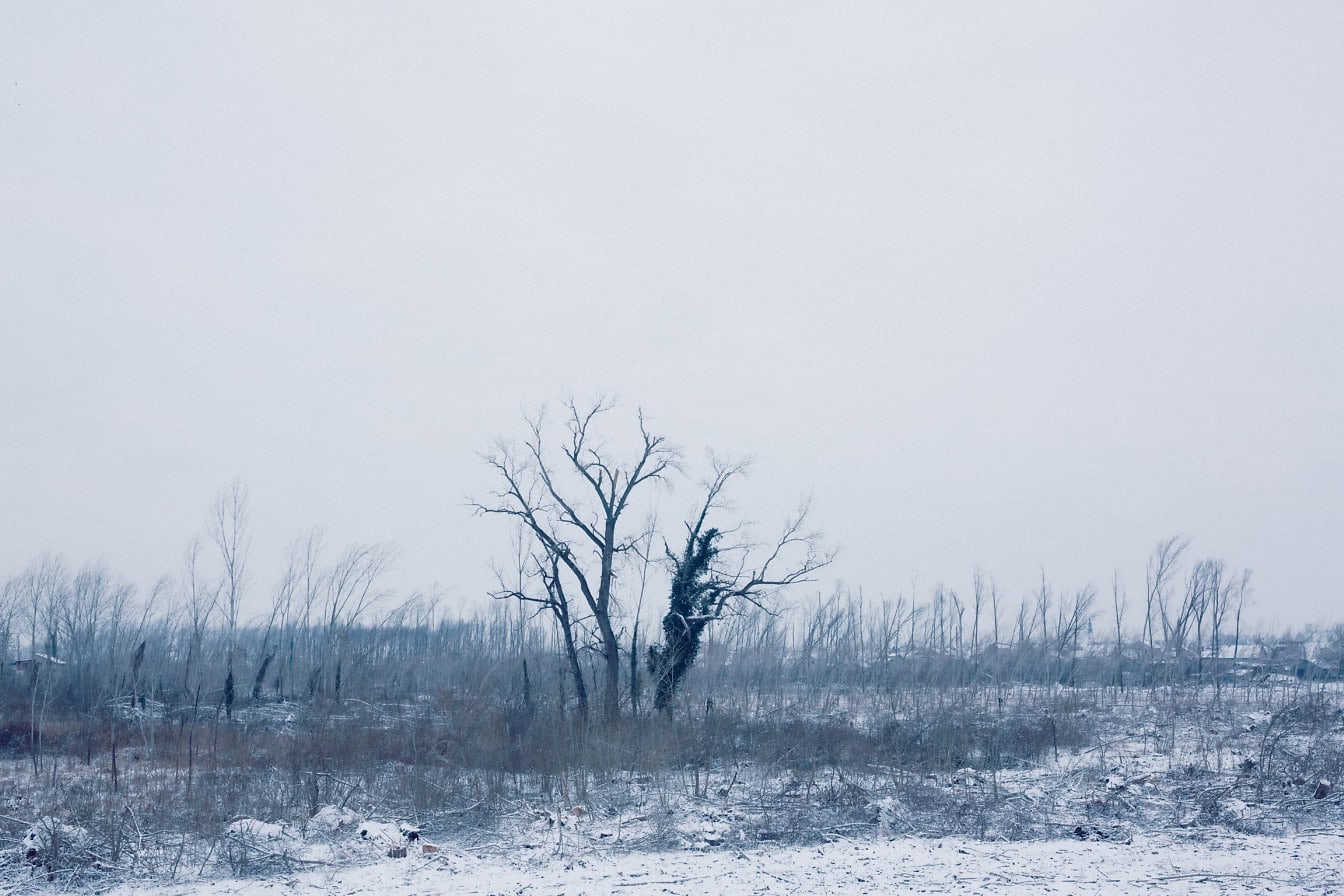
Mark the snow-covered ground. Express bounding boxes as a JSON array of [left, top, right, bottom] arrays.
[[5, 682, 1341, 892], [87, 831, 1342, 896]]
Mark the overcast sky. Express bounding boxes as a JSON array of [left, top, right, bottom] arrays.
[[2, 4, 1341, 630]]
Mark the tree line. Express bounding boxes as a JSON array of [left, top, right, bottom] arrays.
[[2, 397, 1335, 766]]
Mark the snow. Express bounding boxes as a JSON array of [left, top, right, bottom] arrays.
[[356, 821, 405, 846], [88, 831, 1342, 895], [226, 819, 287, 842], [310, 805, 360, 832]]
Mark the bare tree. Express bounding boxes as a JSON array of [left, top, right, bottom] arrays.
[[314, 542, 397, 700], [289, 527, 326, 698], [1214, 566, 1253, 694], [179, 538, 217, 698], [1229, 568, 1252, 663], [1054, 586, 1095, 685], [1111, 570, 1126, 687], [628, 517, 659, 716], [494, 544, 593, 721], [10, 556, 67, 776], [476, 399, 678, 723], [177, 538, 219, 792], [257, 548, 298, 703], [0, 580, 16, 674], [949, 589, 965, 667], [1167, 559, 1214, 670], [1036, 571, 1052, 651], [989, 576, 1001, 648], [1144, 536, 1190, 671], [208, 481, 250, 719], [971, 569, 985, 679]]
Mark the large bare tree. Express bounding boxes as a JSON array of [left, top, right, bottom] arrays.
[[476, 399, 677, 723]]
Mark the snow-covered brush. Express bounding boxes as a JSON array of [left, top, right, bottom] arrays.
[[310, 805, 361, 832], [226, 818, 288, 842], [20, 817, 92, 869]]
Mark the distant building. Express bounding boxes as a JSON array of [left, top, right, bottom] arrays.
[[11, 653, 66, 675], [1259, 638, 1309, 664]]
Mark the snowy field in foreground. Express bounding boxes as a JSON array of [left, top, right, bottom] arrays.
[[97, 832, 1342, 896]]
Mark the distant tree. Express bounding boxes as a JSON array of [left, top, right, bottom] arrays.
[[1144, 535, 1189, 666], [1111, 571, 1127, 687], [317, 542, 397, 700], [10, 556, 67, 776], [1053, 585, 1095, 686], [208, 481, 249, 719]]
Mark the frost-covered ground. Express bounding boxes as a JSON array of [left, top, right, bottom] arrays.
[[84, 831, 1343, 895]]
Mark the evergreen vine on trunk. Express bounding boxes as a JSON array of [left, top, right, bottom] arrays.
[[649, 527, 721, 713]]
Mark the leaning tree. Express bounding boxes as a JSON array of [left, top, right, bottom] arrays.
[[647, 458, 831, 713]]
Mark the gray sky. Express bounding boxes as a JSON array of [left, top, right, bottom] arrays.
[[3, 4, 1341, 629]]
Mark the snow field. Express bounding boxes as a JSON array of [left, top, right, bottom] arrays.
[[92, 831, 1342, 896]]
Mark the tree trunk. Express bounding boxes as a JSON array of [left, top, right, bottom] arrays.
[[559, 614, 588, 723], [599, 620, 621, 724]]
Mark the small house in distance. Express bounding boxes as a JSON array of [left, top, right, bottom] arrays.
[[11, 653, 66, 676]]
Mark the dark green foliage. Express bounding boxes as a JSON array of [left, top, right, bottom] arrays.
[[648, 527, 722, 712]]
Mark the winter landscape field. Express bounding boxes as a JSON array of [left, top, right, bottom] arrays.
[[6, 3, 1344, 894], [3, 556, 1343, 894], [6, 682, 1343, 896]]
